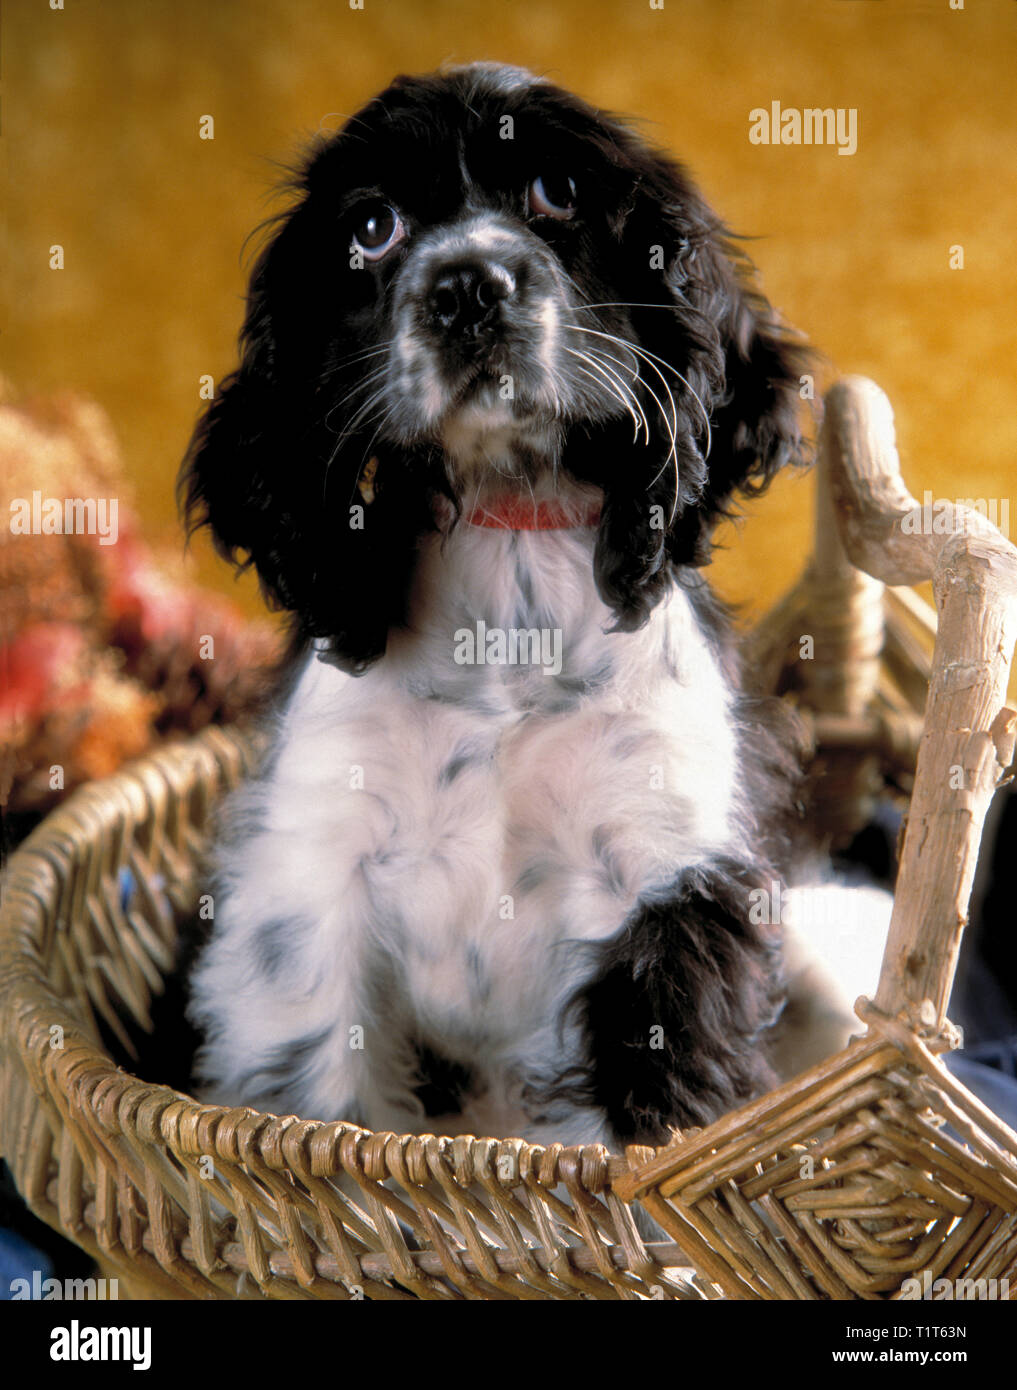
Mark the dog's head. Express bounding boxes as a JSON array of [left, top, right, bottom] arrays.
[[181, 62, 808, 670]]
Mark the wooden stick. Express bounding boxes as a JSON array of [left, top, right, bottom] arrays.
[[819, 377, 1017, 1027]]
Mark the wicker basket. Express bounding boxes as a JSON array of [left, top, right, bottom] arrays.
[[3, 377, 1016, 1300]]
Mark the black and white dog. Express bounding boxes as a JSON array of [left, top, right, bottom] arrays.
[[181, 62, 818, 1152]]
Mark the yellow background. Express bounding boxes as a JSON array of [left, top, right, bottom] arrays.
[[6, 0, 1016, 622]]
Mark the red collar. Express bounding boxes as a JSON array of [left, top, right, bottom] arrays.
[[465, 497, 602, 531]]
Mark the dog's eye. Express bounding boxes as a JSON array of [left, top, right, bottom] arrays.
[[529, 174, 577, 221], [351, 204, 405, 261]]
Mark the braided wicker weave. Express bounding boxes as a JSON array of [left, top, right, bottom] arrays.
[[2, 377, 1016, 1300]]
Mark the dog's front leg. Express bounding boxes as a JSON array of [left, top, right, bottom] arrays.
[[560, 862, 784, 1146]]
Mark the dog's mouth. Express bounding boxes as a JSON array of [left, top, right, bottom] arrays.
[[386, 313, 564, 469], [436, 376, 557, 475], [454, 358, 512, 394], [433, 294, 561, 400]]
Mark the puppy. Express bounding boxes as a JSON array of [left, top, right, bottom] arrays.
[[181, 62, 812, 1152]]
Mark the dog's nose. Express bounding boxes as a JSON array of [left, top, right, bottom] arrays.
[[429, 261, 516, 335]]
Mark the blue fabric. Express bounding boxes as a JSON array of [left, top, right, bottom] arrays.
[[0, 1228, 54, 1299], [945, 1047, 1017, 1132]]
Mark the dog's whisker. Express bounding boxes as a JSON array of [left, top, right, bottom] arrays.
[[582, 347, 651, 445], [351, 404, 400, 503], [564, 336, 650, 441], [614, 338, 714, 466], [320, 380, 390, 444], [563, 302, 682, 314], [322, 385, 391, 499], [569, 327, 682, 519], [565, 323, 713, 463], [564, 347, 643, 442], [574, 346, 647, 430], [323, 367, 390, 429], [600, 338, 683, 490], [322, 342, 395, 376], [571, 363, 639, 443], [320, 347, 393, 383], [568, 325, 715, 519], [361, 393, 400, 452], [324, 397, 385, 477], [329, 376, 391, 438]]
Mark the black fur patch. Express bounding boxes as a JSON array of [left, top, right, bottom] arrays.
[[251, 919, 292, 980], [438, 742, 486, 785], [412, 1041, 475, 1117], [547, 861, 784, 1145]]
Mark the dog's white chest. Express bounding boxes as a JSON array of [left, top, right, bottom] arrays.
[[276, 525, 739, 1050]]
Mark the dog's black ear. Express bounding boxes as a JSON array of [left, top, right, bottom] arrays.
[[178, 194, 438, 673], [178, 221, 284, 580], [660, 171, 810, 566], [585, 148, 808, 631]]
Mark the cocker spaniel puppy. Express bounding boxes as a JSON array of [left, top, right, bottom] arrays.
[[181, 61, 813, 1151]]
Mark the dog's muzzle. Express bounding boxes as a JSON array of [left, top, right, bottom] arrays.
[[387, 215, 565, 449]]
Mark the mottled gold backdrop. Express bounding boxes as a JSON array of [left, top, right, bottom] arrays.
[[6, 0, 1016, 619]]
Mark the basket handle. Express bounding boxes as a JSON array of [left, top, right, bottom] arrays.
[[818, 376, 1017, 1031]]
